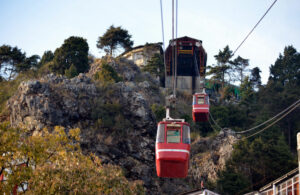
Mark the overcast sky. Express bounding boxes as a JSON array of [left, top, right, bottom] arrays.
[[1, 0, 299, 84]]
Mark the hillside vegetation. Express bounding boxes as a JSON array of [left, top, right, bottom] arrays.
[[0, 29, 300, 194]]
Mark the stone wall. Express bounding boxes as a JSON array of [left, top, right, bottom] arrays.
[[165, 76, 204, 94]]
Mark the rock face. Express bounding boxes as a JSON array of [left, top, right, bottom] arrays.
[[8, 73, 97, 131], [7, 58, 238, 194], [190, 129, 238, 183]]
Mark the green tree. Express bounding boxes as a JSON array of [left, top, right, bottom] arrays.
[[19, 55, 40, 71], [240, 77, 254, 103], [217, 130, 296, 194], [210, 105, 248, 130], [0, 45, 40, 79], [214, 46, 299, 194], [250, 67, 262, 89], [217, 165, 250, 195], [232, 56, 249, 85], [142, 53, 165, 86], [38, 50, 54, 68], [0, 45, 26, 79], [269, 45, 300, 86], [207, 46, 234, 97], [50, 36, 89, 77], [97, 25, 133, 56], [257, 46, 300, 148]]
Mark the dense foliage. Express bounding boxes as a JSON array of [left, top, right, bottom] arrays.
[[97, 25, 133, 56], [0, 123, 144, 194], [94, 62, 123, 84], [38, 50, 54, 68], [142, 53, 165, 86], [50, 36, 89, 78], [215, 45, 300, 194], [1, 34, 299, 194], [207, 46, 233, 89], [0, 45, 39, 80]]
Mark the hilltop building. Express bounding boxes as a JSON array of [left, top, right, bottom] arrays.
[[164, 36, 207, 94], [120, 43, 162, 68]]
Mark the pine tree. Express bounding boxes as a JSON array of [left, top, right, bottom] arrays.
[[96, 25, 133, 56], [50, 36, 89, 77]]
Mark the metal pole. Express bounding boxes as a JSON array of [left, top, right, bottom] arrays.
[[297, 133, 300, 181]]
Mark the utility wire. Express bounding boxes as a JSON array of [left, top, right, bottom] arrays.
[[232, 0, 278, 56], [237, 98, 300, 134], [172, 0, 175, 97], [243, 101, 300, 139], [160, 0, 167, 89], [174, 0, 178, 95], [160, 0, 165, 52], [208, 115, 220, 132], [209, 112, 222, 130]]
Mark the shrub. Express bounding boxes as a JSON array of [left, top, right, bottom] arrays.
[[91, 99, 132, 134], [65, 64, 78, 78], [151, 104, 165, 122], [94, 62, 122, 84]]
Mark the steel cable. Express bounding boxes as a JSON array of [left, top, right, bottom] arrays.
[[243, 101, 300, 139], [233, 0, 278, 55], [237, 98, 300, 134]]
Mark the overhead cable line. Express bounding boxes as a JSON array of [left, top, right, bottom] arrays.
[[209, 112, 222, 130], [160, 0, 166, 52], [232, 0, 278, 56], [243, 101, 300, 139], [208, 116, 220, 132], [174, 0, 178, 93], [237, 98, 300, 134], [160, 0, 167, 88], [172, 0, 175, 97]]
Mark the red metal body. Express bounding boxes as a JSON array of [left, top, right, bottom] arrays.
[[155, 121, 190, 178], [192, 93, 209, 122], [165, 36, 207, 77]]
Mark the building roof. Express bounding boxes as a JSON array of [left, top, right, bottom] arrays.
[[120, 42, 162, 56], [170, 36, 203, 43], [259, 167, 299, 192], [178, 188, 219, 195]]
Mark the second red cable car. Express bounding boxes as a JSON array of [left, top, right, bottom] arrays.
[[192, 93, 209, 122], [155, 120, 191, 178]]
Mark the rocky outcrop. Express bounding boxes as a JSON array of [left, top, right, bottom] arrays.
[[7, 72, 165, 193], [6, 58, 238, 194], [8, 74, 97, 131], [88, 57, 162, 106], [190, 129, 238, 183]]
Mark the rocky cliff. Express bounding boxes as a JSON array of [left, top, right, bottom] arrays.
[[6, 58, 238, 194]]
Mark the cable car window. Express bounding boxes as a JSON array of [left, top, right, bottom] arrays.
[[205, 95, 209, 104], [156, 124, 165, 143], [167, 130, 180, 143], [182, 125, 191, 144], [197, 97, 204, 104], [193, 95, 197, 105]]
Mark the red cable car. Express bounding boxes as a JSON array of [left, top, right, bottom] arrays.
[[192, 93, 209, 122], [155, 120, 191, 178]]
